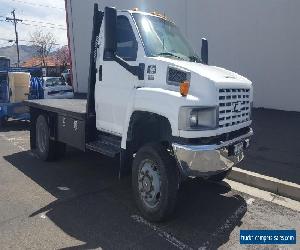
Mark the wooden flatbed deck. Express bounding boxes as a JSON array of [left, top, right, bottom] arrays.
[[24, 99, 87, 120]]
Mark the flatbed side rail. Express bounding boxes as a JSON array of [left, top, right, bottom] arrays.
[[24, 99, 87, 120], [24, 99, 87, 151]]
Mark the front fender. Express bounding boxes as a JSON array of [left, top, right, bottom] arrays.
[[121, 87, 201, 148], [135, 87, 199, 135]]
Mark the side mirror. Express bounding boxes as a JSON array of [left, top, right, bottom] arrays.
[[104, 7, 117, 58], [201, 38, 208, 65]]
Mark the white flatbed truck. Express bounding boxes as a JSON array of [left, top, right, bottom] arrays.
[[25, 5, 253, 221]]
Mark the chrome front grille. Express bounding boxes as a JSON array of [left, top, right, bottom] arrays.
[[218, 88, 251, 128]]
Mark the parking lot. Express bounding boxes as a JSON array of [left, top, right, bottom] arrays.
[[0, 121, 299, 249], [238, 109, 300, 184]]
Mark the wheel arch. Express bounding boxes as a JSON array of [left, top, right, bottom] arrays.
[[126, 111, 173, 153]]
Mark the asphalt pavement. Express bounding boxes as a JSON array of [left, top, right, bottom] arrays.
[[238, 108, 300, 184], [0, 121, 299, 249]]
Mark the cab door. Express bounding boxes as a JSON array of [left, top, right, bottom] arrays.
[[95, 13, 144, 136]]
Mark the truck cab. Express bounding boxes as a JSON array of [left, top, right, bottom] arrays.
[[96, 8, 252, 176], [25, 5, 253, 222]]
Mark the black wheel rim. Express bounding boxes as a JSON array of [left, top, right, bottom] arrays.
[[37, 119, 47, 153], [138, 159, 161, 208]]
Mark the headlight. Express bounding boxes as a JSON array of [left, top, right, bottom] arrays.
[[179, 107, 218, 130]]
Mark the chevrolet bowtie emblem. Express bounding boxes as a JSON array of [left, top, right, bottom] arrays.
[[233, 101, 242, 113]]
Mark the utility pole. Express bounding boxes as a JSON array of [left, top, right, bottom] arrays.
[[6, 10, 23, 67]]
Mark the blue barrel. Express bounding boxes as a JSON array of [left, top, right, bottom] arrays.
[[29, 77, 44, 100]]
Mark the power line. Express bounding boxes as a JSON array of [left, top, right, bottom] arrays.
[[21, 18, 66, 27], [0, 16, 66, 30], [20, 22, 66, 30], [10, 0, 65, 11], [2, 18, 67, 30], [0, 38, 65, 46], [0, 38, 15, 42], [1, 15, 66, 27]]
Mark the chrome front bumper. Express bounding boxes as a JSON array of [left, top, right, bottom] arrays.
[[172, 128, 253, 178]]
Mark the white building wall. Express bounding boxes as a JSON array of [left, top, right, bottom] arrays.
[[67, 0, 300, 112]]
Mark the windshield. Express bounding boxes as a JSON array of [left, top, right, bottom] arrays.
[[44, 78, 65, 87], [133, 13, 200, 62]]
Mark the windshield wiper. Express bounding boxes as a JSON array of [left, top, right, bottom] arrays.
[[155, 52, 184, 60]]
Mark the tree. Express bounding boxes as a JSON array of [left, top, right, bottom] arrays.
[[30, 30, 56, 66], [54, 45, 70, 67]]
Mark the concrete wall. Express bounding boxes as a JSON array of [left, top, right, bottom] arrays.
[[67, 0, 300, 112]]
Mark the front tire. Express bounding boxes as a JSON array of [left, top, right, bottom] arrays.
[[132, 143, 179, 222]]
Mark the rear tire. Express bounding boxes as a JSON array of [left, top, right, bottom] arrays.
[[35, 114, 66, 161], [132, 143, 179, 222], [35, 115, 55, 161]]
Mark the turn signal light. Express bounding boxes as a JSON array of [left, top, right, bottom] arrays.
[[180, 80, 190, 97]]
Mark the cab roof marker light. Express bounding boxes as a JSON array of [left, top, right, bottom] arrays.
[[150, 11, 173, 23]]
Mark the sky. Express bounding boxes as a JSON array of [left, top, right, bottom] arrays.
[[0, 0, 67, 48]]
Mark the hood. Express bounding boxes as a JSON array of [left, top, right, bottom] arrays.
[[153, 57, 252, 88], [146, 56, 253, 107]]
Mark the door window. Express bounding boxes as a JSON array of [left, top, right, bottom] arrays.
[[116, 15, 138, 61]]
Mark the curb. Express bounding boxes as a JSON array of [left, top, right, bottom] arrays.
[[228, 167, 300, 202]]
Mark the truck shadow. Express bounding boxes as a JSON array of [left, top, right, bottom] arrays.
[[4, 149, 247, 249]]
